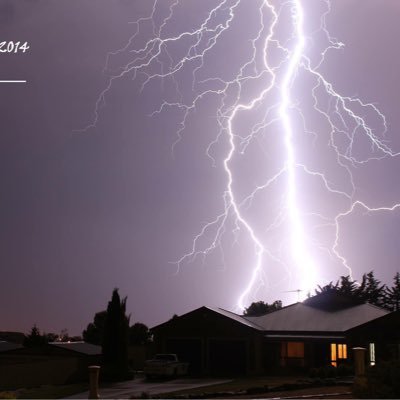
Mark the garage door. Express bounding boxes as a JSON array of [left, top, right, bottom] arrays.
[[208, 339, 246, 375], [166, 338, 202, 374]]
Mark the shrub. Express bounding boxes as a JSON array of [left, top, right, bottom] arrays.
[[353, 360, 400, 398], [337, 363, 354, 377], [0, 392, 16, 399], [309, 364, 353, 379]]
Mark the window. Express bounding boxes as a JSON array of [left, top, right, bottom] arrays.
[[331, 343, 347, 367], [281, 342, 305, 367], [287, 342, 304, 358], [369, 343, 375, 366]]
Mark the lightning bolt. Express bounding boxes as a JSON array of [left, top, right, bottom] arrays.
[[85, 0, 400, 311]]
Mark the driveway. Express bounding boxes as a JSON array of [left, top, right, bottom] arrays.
[[67, 377, 231, 399]]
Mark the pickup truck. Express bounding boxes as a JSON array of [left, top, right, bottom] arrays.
[[144, 353, 189, 379]]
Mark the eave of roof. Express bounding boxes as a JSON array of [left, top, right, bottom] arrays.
[[265, 334, 346, 340]]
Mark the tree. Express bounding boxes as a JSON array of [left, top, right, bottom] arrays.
[[337, 275, 358, 297], [24, 325, 47, 347], [385, 272, 400, 311], [243, 300, 282, 316], [44, 330, 81, 343], [83, 310, 107, 345], [102, 288, 131, 380], [129, 323, 151, 345], [313, 272, 389, 308], [44, 332, 59, 343], [357, 271, 386, 308], [314, 281, 339, 295]]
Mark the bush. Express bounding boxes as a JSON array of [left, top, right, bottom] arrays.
[[0, 392, 16, 399], [337, 363, 354, 377], [309, 367, 319, 378], [309, 365, 336, 379], [353, 360, 400, 398], [309, 364, 353, 379], [324, 365, 337, 378]]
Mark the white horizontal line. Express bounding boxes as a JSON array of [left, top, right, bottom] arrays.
[[0, 80, 27, 83]]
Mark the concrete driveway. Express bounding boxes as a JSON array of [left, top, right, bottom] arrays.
[[67, 377, 231, 399]]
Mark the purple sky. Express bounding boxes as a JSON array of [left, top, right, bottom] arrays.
[[1, 0, 400, 336]]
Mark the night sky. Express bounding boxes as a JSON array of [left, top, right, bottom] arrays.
[[1, 0, 400, 336]]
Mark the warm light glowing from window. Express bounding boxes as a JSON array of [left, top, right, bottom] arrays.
[[287, 342, 304, 358], [369, 343, 375, 366], [331, 343, 337, 366], [338, 344, 347, 358], [331, 343, 347, 366]]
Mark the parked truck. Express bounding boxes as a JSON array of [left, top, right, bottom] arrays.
[[144, 353, 189, 379]]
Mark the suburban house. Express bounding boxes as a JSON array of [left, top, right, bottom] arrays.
[[0, 331, 25, 345], [0, 341, 23, 353], [0, 341, 101, 389], [151, 291, 400, 376]]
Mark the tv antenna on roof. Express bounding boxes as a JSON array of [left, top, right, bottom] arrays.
[[284, 289, 304, 302]]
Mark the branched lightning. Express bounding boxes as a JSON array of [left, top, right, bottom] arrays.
[[85, 0, 400, 311]]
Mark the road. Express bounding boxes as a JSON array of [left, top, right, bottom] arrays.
[[67, 377, 231, 399]]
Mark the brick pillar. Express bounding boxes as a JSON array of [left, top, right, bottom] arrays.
[[88, 365, 100, 399], [352, 347, 367, 376], [352, 347, 367, 393]]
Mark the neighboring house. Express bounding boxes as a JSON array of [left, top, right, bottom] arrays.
[[0, 341, 23, 353], [49, 341, 101, 356], [151, 291, 400, 376], [0, 341, 101, 389], [0, 331, 25, 345]]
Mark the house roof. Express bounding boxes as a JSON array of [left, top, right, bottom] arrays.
[[49, 341, 101, 355], [206, 307, 264, 331], [152, 292, 391, 336], [152, 305, 264, 332], [245, 301, 389, 332]]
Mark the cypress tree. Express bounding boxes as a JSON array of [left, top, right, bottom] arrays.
[[337, 275, 359, 298], [385, 272, 400, 311], [357, 271, 386, 308], [102, 288, 131, 380]]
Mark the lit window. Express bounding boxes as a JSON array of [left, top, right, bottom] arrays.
[[287, 342, 304, 358], [338, 344, 347, 359], [331, 343, 337, 367], [281, 342, 305, 367], [369, 343, 375, 366], [331, 343, 347, 367]]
